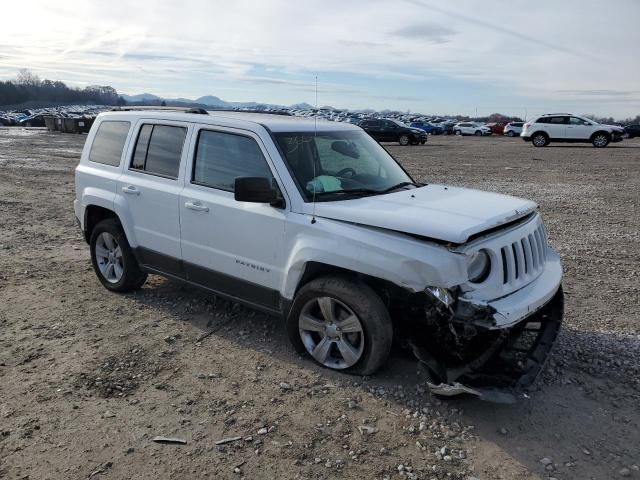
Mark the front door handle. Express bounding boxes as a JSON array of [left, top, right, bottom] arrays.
[[122, 185, 140, 195], [185, 201, 209, 212]]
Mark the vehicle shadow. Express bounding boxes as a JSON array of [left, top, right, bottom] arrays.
[[128, 277, 640, 479]]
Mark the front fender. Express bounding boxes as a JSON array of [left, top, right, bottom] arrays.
[[280, 216, 467, 300]]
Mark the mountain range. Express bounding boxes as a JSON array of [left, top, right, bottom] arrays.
[[120, 93, 315, 110]]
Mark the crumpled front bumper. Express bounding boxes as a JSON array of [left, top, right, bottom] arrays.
[[417, 286, 564, 403]]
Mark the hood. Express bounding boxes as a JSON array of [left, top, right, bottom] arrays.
[[600, 123, 624, 131], [312, 184, 538, 244]]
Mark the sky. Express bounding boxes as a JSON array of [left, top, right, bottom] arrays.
[[1, 0, 639, 118]]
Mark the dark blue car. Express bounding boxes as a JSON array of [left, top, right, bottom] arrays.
[[409, 121, 443, 135]]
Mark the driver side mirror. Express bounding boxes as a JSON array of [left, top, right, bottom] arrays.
[[235, 177, 282, 206], [583, 121, 590, 126]]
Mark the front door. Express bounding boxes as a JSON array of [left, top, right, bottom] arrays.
[[566, 116, 593, 139], [179, 126, 287, 311]]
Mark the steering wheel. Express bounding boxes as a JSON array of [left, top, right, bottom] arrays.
[[335, 167, 356, 178]]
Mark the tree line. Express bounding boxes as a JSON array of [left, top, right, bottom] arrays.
[[0, 69, 125, 107]]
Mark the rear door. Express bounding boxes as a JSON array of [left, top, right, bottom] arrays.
[[117, 120, 191, 276], [538, 116, 567, 139], [179, 125, 287, 310]]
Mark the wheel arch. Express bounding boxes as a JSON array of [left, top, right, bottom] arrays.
[[291, 261, 413, 314], [84, 205, 120, 243], [590, 130, 611, 140]]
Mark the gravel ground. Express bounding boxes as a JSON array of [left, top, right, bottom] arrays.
[[0, 128, 638, 480]]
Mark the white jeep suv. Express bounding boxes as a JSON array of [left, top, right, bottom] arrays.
[[74, 108, 564, 400], [521, 113, 624, 147]]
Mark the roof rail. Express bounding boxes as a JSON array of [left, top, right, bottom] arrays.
[[110, 106, 209, 115], [209, 109, 292, 116], [542, 113, 571, 116]]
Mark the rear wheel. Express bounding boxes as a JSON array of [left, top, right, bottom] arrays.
[[531, 132, 549, 147], [287, 276, 393, 375], [90, 218, 147, 292], [399, 134, 410, 146], [591, 132, 610, 147]]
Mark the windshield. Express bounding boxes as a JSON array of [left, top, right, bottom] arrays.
[[274, 130, 414, 202], [391, 119, 409, 127]]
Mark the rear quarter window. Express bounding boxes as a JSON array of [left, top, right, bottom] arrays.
[[89, 121, 131, 166]]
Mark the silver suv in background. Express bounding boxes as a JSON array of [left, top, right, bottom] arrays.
[[503, 122, 524, 137], [521, 114, 624, 147]]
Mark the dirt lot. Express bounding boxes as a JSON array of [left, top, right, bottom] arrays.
[[1, 128, 638, 480]]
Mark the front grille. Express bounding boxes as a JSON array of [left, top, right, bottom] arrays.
[[499, 224, 547, 286]]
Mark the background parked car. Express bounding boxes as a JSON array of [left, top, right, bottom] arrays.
[[485, 122, 508, 135], [521, 114, 625, 147], [409, 121, 443, 135], [503, 122, 524, 137], [624, 124, 640, 138], [453, 122, 492, 136], [360, 119, 427, 145]]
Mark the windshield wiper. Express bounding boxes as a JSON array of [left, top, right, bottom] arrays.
[[378, 181, 420, 193], [312, 188, 380, 198]]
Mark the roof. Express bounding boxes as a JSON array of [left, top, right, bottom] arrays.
[[96, 109, 360, 133]]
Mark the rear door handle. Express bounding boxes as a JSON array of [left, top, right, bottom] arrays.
[[122, 185, 140, 195], [185, 201, 209, 212]]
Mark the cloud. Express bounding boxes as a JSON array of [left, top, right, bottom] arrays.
[[391, 23, 456, 43], [1, 0, 639, 116]]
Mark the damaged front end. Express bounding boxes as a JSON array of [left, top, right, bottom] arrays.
[[395, 286, 564, 404]]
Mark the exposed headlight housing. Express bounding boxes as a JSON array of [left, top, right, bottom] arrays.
[[467, 250, 491, 283]]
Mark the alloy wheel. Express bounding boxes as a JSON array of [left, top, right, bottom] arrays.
[[298, 296, 365, 369], [95, 232, 124, 283]]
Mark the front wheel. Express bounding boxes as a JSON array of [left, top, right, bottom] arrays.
[[90, 218, 147, 292], [592, 133, 610, 147], [475, 130, 482, 136], [454, 130, 462, 136], [399, 134, 410, 146], [420, 140, 426, 144], [507, 130, 515, 137], [286, 276, 393, 375]]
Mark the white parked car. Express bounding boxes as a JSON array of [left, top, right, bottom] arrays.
[[503, 122, 524, 137], [521, 114, 625, 147], [74, 108, 563, 400], [453, 122, 492, 136]]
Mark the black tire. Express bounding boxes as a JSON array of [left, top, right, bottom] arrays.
[[286, 275, 393, 376], [89, 218, 147, 292], [591, 132, 610, 148], [399, 134, 410, 146], [507, 130, 515, 137], [454, 130, 462, 136], [531, 132, 549, 147], [474, 130, 482, 136], [420, 140, 426, 144]]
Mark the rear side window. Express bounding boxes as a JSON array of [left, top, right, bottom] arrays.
[[192, 130, 273, 192], [89, 121, 130, 166], [130, 124, 187, 179]]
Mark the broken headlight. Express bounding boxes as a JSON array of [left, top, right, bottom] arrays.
[[467, 250, 491, 283]]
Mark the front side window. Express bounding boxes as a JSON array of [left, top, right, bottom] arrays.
[[275, 130, 413, 202], [569, 117, 587, 125], [130, 124, 186, 179], [89, 121, 131, 166], [192, 130, 273, 191]]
